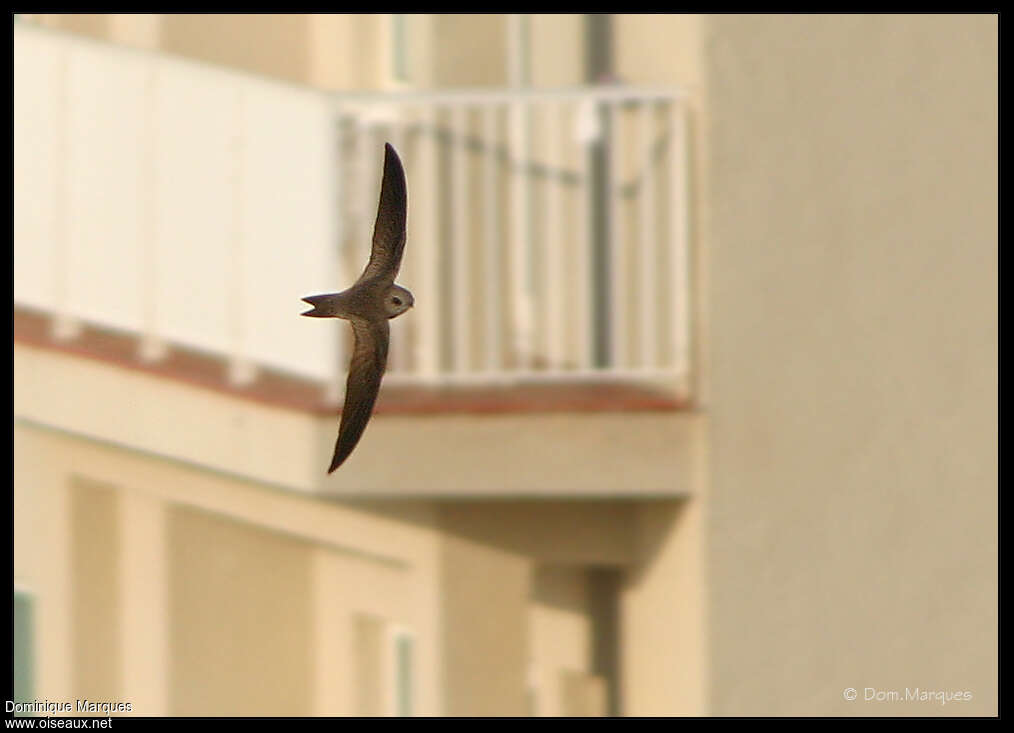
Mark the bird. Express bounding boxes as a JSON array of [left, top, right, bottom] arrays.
[[301, 142, 414, 473]]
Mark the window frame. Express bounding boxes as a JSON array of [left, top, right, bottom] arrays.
[[387, 625, 415, 717]]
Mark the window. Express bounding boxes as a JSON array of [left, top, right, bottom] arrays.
[[391, 628, 414, 717], [354, 615, 415, 716]]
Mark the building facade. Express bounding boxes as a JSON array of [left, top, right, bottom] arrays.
[[13, 14, 997, 716]]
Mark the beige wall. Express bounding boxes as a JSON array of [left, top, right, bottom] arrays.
[[529, 15, 584, 87], [432, 15, 508, 87], [26, 14, 389, 90], [160, 14, 312, 85], [620, 499, 708, 715], [167, 505, 314, 715], [530, 566, 606, 716], [25, 13, 520, 90], [33, 13, 109, 39], [703, 14, 997, 715], [440, 533, 530, 715], [70, 480, 121, 703], [15, 423, 446, 715], [15, 418, 652, 716], [615, 14, 705, 88], [26, 13, 665, 91], [25, 13, 704, 91]]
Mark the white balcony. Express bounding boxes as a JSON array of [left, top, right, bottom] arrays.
[[14, 23, 691, 401]]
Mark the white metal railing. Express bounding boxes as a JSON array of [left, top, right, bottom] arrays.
[[14, 23, 691, 399]]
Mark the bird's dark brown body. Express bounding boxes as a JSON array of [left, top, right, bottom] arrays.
[[301, 143, 414, 473]]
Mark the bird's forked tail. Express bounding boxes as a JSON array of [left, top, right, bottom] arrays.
[[301, 294, 343, 318]]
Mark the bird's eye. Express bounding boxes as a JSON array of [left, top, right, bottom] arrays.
[[392, 297, 403, 306]]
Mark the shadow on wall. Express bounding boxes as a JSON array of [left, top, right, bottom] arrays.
[[336, 495, 687, 716], [335, 496, 686, 572]]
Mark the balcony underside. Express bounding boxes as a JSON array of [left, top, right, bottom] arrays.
[[15, 306, 700, 498]]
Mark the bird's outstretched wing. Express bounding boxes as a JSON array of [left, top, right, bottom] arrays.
[[329, 317, 390, 473], [358, 143, 408, 285]]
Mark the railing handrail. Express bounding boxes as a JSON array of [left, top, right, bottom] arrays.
[[329, 85, 687, 106]]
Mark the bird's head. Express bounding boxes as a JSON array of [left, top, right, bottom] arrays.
[[384, 285, 414, 318]]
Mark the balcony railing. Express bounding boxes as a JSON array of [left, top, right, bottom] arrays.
[[14, 23, 691, 401]]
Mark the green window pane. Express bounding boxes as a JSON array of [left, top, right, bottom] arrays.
[[395, 634, 413, 717], [14, 591, 35, 707]]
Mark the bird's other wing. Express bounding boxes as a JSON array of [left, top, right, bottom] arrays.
[[328, 317, 391, 473], [358, 143, 408, 285]]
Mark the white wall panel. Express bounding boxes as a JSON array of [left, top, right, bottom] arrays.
[[13, 28, 61, 310]]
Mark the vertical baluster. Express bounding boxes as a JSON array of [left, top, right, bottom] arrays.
[[509, 98, 532, 371], [544, 102, 565, 370], [482, 105, 502, 373], [608, 101, 625, 370], [639, 101, 658, 370], [451, 105, 470, 375], [669, 99, 690, 380], [415, 106, 440, 379], [576, 100, 595, 371]]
